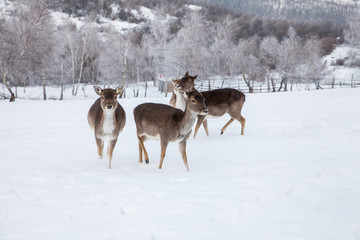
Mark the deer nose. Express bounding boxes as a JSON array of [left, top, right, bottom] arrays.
[[203, 108, 208, 114], [107, 105, 112, 109], [176, 84, 180, 88]]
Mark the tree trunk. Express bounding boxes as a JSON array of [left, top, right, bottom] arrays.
[[67, 33, 76, 96], [43, 85, 47, 100], [270, 77, 276, 92], [60, 84, 64, 100], [74, 36, 88, 96], [60, 63, 64, 100], [242, 73, 253, 93], [278, 76, 288, 92], [2, 71, 15, 102], [42, 58, 47, 100]]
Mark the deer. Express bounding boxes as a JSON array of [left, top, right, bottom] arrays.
[[169, 78, 194, 110], [175, 71, 246, 138], [87, 86, 126, 169], [133, 89, 208, 171]]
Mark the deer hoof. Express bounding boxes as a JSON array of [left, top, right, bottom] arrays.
[[220, 132, 224, 135], [145, 160, 149, 164]]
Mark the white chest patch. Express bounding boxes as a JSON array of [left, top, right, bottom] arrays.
[[101, 111, 115, 141]]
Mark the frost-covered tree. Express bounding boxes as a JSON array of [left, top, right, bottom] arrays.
[[259, 36, 280, 92], [302, 38, 328, 90], [172, 8, 208, 78], [276, 27, 304, 91], [237, 37, 265, 93], [0, 0, 52, 101], [345, 11, 360, 46]]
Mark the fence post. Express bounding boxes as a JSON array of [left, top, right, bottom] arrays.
[[351, 74, 354, 88]]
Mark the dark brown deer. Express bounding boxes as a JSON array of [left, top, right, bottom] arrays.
[[87, 86, 126, 169], [134, 89, 208, 171], [176, 72, 246, 138]]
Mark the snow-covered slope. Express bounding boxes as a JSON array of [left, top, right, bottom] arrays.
[[1, 88, 359, 239]]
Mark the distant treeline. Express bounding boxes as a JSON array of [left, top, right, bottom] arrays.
[[207, 0, 358, 26], [0, 0, 356, 101]]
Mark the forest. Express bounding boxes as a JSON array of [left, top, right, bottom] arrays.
[[0, 0, 359, 101]]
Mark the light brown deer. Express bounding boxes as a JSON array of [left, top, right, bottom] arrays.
[[87, 86, 126, 169], [134, 89, 208, 171], [169, 79, 186, 110], [176, 72, 246, 138]]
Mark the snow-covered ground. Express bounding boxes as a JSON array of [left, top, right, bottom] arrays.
[[1, 87, 360, 240]]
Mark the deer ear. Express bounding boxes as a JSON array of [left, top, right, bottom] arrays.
[[94, 86, 102, 95], [116, 86, 124, 95], [193, 74, 198, 80], [185, 71, 189, 77]]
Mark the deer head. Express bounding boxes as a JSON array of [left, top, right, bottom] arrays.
[[94, 86, 123, 112], [176, 71, 198, 92]]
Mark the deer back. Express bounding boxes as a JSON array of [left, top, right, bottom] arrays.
[[201, 88, 245, 117]]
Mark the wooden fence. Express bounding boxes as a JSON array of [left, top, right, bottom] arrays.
[[193, 76, 360, 93]]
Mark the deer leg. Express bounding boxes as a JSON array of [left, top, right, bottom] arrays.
[[138, 142, 143, 163], [239, 115, 246, 135], [107, 140, 117, 169], [194, 115, 206, 138], [228, 113, 246, 135], [221, 118, 235, 135], [158, 139, 168, 169], [137, 135, 149, 164], [95, 137, 104, 159], [202, 119, 209, 136], [178, 141, 189, 171]]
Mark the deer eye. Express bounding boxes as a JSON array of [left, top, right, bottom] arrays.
[[191, 99, 196, 103]]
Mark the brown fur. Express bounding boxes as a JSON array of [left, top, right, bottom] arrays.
[[134, 89, 208, 171], [176, 72, 246, 137], [87, 86, 126, 169]]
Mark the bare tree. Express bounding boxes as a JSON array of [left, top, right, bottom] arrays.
[[0, 0, 51, 101], [302, 37, 328, 90], [238, 37, 265, 93], [172, 9, 208, 78], [259, 36, 280, 92], [276, 27, 304, 91]]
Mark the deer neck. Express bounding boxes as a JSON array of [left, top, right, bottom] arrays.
[[174, 89, 187, 111], [179, 104, 197, 136]]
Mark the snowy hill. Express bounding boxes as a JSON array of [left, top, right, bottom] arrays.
[[1, 87, 360, 239]]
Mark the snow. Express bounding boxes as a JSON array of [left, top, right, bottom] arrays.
[[51, 11, 85, 30], [139, 6, 156, 21], [187, 4, 202, 11], [324, 45, 360, 82], [1, 87, 360, 239]]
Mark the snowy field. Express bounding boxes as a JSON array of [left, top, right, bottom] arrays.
[[1, 87, 360, 240]]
